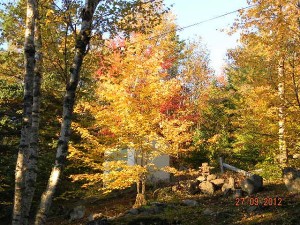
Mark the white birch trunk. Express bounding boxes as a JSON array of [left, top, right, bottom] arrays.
[[22, 11, 43, 225], [34, 1, 100, 224], [278, 57, 287, 166], [12, 0, 36, 224]]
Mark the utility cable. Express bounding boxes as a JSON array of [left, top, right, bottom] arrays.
[[129, 4, 255, 45]]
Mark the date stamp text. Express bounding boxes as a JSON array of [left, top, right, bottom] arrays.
[[235, 197, 283, 206]]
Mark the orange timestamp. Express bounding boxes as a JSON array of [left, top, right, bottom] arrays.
[[235, 197, 283, 206]]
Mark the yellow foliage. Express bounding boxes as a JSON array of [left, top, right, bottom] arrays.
[[69, 14, 197, 193], [162, 166, 198, 177]]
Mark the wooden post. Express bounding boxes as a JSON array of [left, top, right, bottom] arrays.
[[219, 157, 224, 174], [219, 157, 252, 177], [222, 163, 252, 177]]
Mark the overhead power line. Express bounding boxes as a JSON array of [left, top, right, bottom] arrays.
[[101, 4, 255, 49], [176, 5, 254, 33], [134, 4, 255, 44]]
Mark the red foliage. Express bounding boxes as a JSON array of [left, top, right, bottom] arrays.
[[95, 55, 106, 79], [95, 52, 123, 79], [216, 75, 228, 86], [178, 113, 200, 123], [100, 128, 115, 137], [161, 57, 175, 70], [108, 37, 126, 50], [160, 94, 185, 116], [95, 68, 104, 78], [144, 46, 153, 57]]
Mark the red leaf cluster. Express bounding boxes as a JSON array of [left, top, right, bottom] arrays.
[[178, 113, 200, 123], [144, 46, 153, 57], [108, 37, 126, 50], [161, 57, 175, 70], [100, 128, 115, 137], [95, 52, 122, 79], [160, 94, 185, 116]]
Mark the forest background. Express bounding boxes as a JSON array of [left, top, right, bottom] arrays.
[[0, 0, 300, 224]]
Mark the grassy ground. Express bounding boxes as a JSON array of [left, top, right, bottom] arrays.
[[44, 180, 300, 225]]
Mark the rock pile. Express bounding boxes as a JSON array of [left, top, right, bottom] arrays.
[[69, 205, 86, 221], [241, 174, 263, 195], [125, 202, 169, 216], [87, 202, 171, 225], [282, 167, 300, 193], [172, 163, 263, 196]]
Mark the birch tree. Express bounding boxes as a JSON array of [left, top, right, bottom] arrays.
[[34, 0, 168, 223], [23, 8, 43, 224], [34, 1, 101, 224], [12, 0, 37, 224], [5, 0, 167, 223], [233, 0, 300, 167], [278, 56, 287, 165]]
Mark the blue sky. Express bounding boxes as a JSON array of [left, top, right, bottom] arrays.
[[0, 0, 248, 75], [164, 0, 248, 75]]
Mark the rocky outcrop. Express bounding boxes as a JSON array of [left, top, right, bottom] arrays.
[[87, 218, 109, 225], [69, 205, 85, 221], [221, 177, 235, 193], [241, 174, 263, 195], [210, 179, 225, 187], [283, 167, 300, 193], [182, 199, 198, 206], [199, 181, 215, 195], [88, 213, 104, 222]]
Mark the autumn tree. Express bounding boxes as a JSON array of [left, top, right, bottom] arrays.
[[69, 15, 197, 207], [170, 38, 218, 169], [1, 0, 169, 223], [226, 44, 279, 174], [231, 0, 300, 168], [37, 0, 169, 223]]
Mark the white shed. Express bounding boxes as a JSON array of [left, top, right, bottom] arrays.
[[127, 148, 170, 182]]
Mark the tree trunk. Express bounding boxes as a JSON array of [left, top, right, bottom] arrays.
[[133, 174, 147, 208], [133, 193, 147, 208], [278, 57, 288, 166], [22, 11, 43, 225], [291, 52, 300, 109], [12, 0, 36, 224], [34, 1, 100, 224]]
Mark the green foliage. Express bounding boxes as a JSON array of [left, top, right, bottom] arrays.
[[186, 80, 236, 169], [224, 45, 280, 174], [0, 80, 23, 99], [254, 160, 282, 180], [0, 79, 22, 197]]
